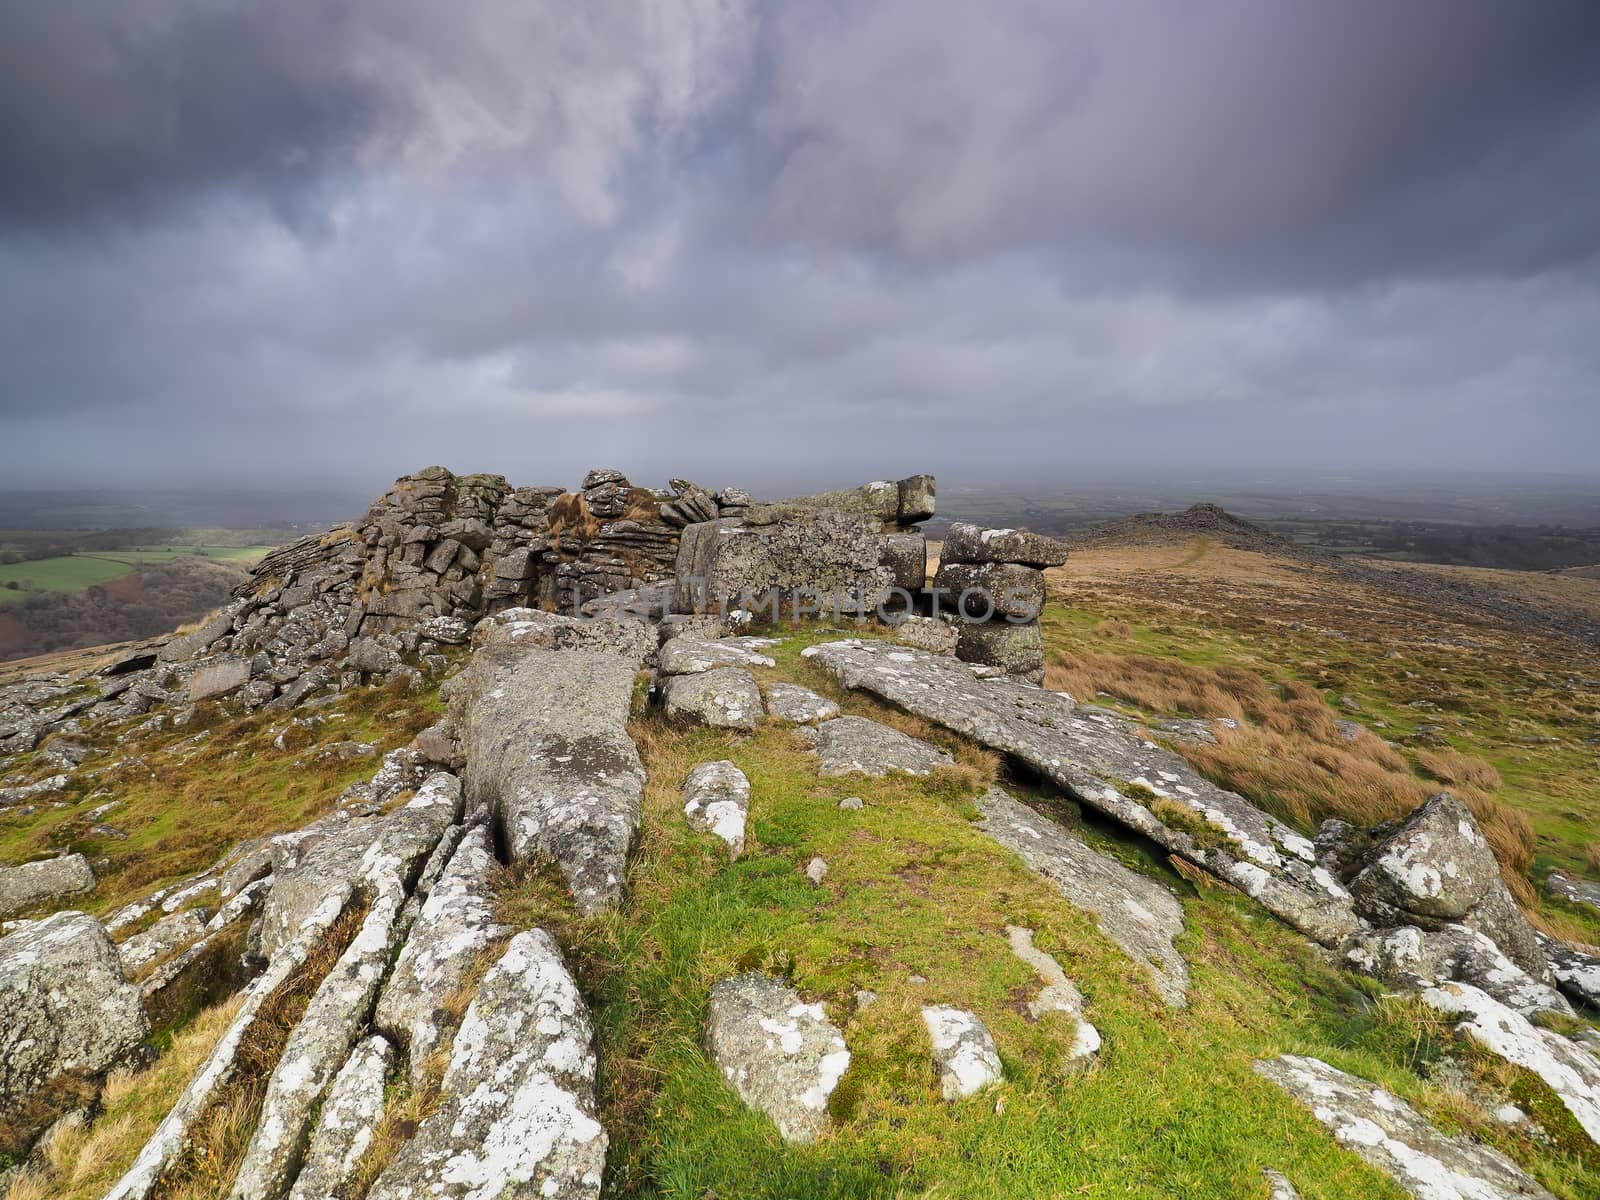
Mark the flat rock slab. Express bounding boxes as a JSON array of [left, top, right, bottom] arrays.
[[287, 1034, 393, 1200], [805, 640, 1358, 948], [705, 972, 851, 1144], [922, 1005, 1003, 1100], [977, 788, 1189, 1008], [1537, 931, 1600, 1010], [1421, 981, 1600, 1146], [811, 715, 951, 777], [659, 637, 776, 676], [118, 907, 210, 976], [1255, 1055, 1555, 1200], [941, 522, 1069, 568], [375, 823, 509, 1081], [1347, 925, 1570, 1018], [764, 682, 840, 724], [259, 772, 460, 959], [368, 929, 607, 1200], [682, 760, 750, 856], [0, 911, 150, 1124], [457, 642, 644, 914], [0, 853, 95, 919], [662, 666, 763, 731]]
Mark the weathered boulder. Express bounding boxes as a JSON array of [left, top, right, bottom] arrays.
[[367, 929, 607, 1200], [229, 889, 411, 1200], [940, 523, 1069, 568], [0, 853, 95, 918], [681, 760, 750, 856], [118, 907, 209, 976], [1346, 794, 1545, 976], [1347, 924, 1570, 1017], [1421, 981, 1600, 1146], [470, 607, 654, 666], [881, 531, 928, 592], [897, 475, 937, 525], [811, 715, 951, 777], [662, 666, 764, 731], [955, 620, 1045, 680], [0, 912, 150, 1124], [804, 640, 1360, 948], [456, 642, 643, 914], [674, 510, 893, 616], [978, 788, 1189, 1008], [659, 636, 776, 676], [922, 1006, 1003, 1100], [1537, 931, 1600, 1010], [892, 614, 959, 655], [286, 1034, 393, 1200], [1256, 1055, 1557, 1199], [374, 824, 509, 1081], [704, 973, 850, 1144], [763, 682, 840, 724], [932, 561, 1045, 621], [187, 656, 251, 703], [158, 601, 245, 663], [259, 773, 460, 959]]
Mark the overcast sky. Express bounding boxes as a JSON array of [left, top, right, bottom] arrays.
[[3, 1, 1598, 495]]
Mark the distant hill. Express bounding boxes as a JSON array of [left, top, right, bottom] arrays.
[[1066, 502, 1301, 556]]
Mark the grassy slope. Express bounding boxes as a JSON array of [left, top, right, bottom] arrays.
[[491, 624, 1596, 1200], [1040, 539, 1600, 941]]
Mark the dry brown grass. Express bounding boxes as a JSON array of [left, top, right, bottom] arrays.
[[1047, 648, 1537, 905], [1416, 748, 1503, 791], [1586, 844, 1600, 874], [1094, 619, 1132, 640]]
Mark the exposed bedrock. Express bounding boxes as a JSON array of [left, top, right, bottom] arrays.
[[455, 640, 644, 914]]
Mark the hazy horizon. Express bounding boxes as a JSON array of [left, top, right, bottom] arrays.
[[4, 3, 1599, 488]]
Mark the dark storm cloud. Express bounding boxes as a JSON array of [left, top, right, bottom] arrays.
[[1, 1, 1598, 490]]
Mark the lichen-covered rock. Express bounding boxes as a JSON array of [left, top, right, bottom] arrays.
[[674, 510, 893, 616], [259, 772, 460, 959], [118, 907, 210, 976], [286, 1034, 393, 1200], [1347, 924, 1570, 1017], [940, 523, 1069, 568], [659, 636, 775, 676], [368, 929, 607, 1200], [881, 531, 928, 591], [0, 853, 95, 918], [1255, 1054, 1556, 1200], [1421, 981, 1600, 1146], [662, 666, 763, 731], [922, 1006, 1003, 1100], [0, 911, 150, 1125], [1537, 931, 1600, 1010], [804, 640, 1360, 948], [375, 824, 509, 1081], [457, 642, 643, 915], [1546, 870, 1600, 917], [978, 788, 1189, 1008], [955, 620, 1045, 680], [229, 889, 411, 1200], [681, 761, 750, 856], [763, 682, 840, 724], [1347, 794, 1545, 976], [1004, 925, 1100, 1057], [187, 656, 251, 702], [470, 607, 654, 666], [932, 561, 1046, 621], [811, 715, 951, 777], [705, 972, 850, 1144], [892, 614, 959, 655]]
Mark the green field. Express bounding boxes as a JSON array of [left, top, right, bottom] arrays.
[[0, 546, 271, 604]]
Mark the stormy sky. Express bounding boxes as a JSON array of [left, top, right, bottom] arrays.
[[3, 1, 1598, 495]]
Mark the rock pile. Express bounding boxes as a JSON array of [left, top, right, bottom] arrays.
[[933, 522, 1068, 684]]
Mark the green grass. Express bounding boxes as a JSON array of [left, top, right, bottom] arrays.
[[491, 640, 1599, 1199], [0, 547, 271, 605]]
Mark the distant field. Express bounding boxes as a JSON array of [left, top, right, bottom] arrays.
[[0, 545, 270, 604]]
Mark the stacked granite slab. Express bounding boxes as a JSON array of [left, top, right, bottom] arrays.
[[932, 523, 1068, 684]]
